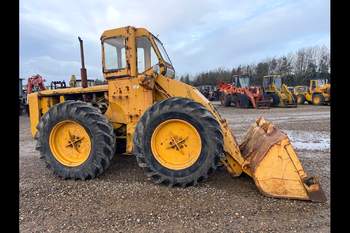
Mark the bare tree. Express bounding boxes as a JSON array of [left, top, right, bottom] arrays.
[[188, 45, 330, 87]]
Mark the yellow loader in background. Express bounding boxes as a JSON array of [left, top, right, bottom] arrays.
[[293, 85, 308, 104], [27, 26, 325, 202], [262, 75, 297, 107], [297, 79, 331, 105]]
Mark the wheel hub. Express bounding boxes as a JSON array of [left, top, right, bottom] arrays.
[[65, 131, 85, 153], [49, 120, 91, 167], [314, 96, 320, 104], [151, 119, 202, 170]]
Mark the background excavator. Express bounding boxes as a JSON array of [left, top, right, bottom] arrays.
[[27, 26, 325, 202], [218, 74, 271, 108]]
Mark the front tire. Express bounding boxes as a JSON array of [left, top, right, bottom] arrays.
[[220, 94, 231, 107], [35, 101, 116, 180], [297, 94, 306, 105], [270, 93, 280, 107], [312, 94, 325, 105], [235, 94, 250, 108], [133, 97, 223, 187]]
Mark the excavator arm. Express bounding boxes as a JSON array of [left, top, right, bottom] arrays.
[[155, 75, 326, 202]]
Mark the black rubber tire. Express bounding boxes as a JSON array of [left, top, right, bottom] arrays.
[[312, 94, 325, 105], [262, 93, 273, 104], [269, 93, 280, 107], [35, 101, 116, 180], [133, 97, 224, 187], [235, 94, 250, 108], [220, 94, 231, 107], [292, 94, 297, 104], [297, 94, 306, 105]]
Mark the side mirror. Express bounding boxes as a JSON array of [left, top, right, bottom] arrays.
[[159, 63, 167, 76], [152, 64, 160, 75]]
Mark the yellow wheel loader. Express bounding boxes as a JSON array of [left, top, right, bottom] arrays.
[[304, 79, 331, 105], [262, 75, 297, 107], [293, 85, 308, 105], [27, 26, 325, 202]]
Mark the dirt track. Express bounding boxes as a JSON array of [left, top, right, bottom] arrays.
[[20, 104, 330, 233]]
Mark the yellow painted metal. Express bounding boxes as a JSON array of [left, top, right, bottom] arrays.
[[28, 85, 109, 136], [240, 117, 325, 201], [304, 80, 331, 104], [38, 85, 108, 96], [49, 120, 91, 167], [252, 138, 309, 199], [28, 93, 40, 137], [293, 85, 308, 96], [27, 26, 326, 201], [104, 77, 153, 153], [151, 119, 202, 170], [312, 95, 321, 105], [263, 75, 296, 107], [40, 96, 58, 114], [59, 95, 65, 103]]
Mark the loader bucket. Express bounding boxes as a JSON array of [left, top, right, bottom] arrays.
[[239, 117, 326, 202]]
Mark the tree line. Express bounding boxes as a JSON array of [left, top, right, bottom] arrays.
[[178, 45, 330, 87]]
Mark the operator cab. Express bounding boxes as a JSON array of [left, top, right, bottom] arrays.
[[232, 75, 250, 88], [295, 86, 308, 93], [263, 75, 282, 91], [310, 79, 328, 90], [101, 27, 175, 80]]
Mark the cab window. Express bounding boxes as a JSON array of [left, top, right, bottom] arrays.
[[311, 81, 317, 89], [103, 37, 126, 71], [136, 37, 158, 73]]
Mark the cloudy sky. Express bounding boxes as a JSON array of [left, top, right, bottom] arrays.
[[20, 0, 330, 82]]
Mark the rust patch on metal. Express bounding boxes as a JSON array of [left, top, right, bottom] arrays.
[[139, 75, 155, 90], [240, 117, 287, 171], [302, 176, 327, 202]]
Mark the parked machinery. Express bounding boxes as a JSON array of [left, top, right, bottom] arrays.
[[19, 78, 28, 115], [196, 85, 219, 101], [293, 85, 308, 104], [69, 76, 96, 87], [27, 74, 46, 94], [27, 26, 325, 202], [297, 79, 330, 105], [218, 75, 271, 108], [262, 74, 297, 107], [50, 81, 67, 90]]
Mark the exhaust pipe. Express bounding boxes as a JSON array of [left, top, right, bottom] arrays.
[[78, 37, 88, 88]]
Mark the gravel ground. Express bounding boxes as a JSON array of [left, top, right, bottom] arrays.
[[20, 104, 330, 233]]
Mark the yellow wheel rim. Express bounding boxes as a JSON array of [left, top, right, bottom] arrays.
[[313, 96, 320, 105], [151, 119, 202, 170], [49, 120, 91, 167]]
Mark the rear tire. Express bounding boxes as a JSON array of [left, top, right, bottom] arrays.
[[220, 94, 231, 107], [235, 94, 250, 108], [270, 93, 280, 107], [133, 97, 223, 187], [312, 94, 325, 105], [35, 101, 116, 180], [297, 94, 306, 105]]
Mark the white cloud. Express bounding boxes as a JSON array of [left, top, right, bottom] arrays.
[[20, 0, 330, 81]]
